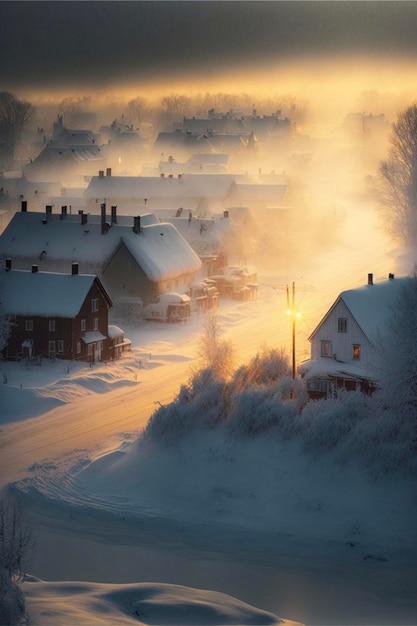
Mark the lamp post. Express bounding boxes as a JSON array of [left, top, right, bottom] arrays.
[[286, 282, 301, 379]]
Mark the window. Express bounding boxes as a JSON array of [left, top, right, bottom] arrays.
[[77, 342, 81, 354], [49, 320, 56, 332], [321, 340, 332, 357], [352, 344, 361, 360], [338, 318, 347, 333], [81, 319, 86, 332], [93, 318, 99, 331], [91, 298, 99, 312], [57, 340, 64, 353], [25, 320, 33, 331], [48, 340, 56, 355]]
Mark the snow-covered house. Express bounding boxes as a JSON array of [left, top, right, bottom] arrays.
[[299, 273, 406, 398], [24, 122, 106, 184], [0, 262, 113, 362], [84, 172, 239, 216], [0, 204, 202, 317]]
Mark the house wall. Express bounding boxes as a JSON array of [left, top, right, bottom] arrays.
[[310, 299, 374, 367], [6, 315, 74, 360], [102, 243, 156, 306], [4, 280, 111, 362]]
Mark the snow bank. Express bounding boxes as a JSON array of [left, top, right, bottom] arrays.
[[21, 579, 300, 626]]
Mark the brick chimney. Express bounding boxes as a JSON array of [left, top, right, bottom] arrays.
[[32, 265, 38, 273], [111, 205, 117, 224], [72, 262, 79, 275], [368, 273, 373, 285], [21, 200, 27, 212], [4, 258, 12, 271], [106, 167, 112, 177]]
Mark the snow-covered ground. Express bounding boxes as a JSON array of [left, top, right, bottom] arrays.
[[1, 208, 417, 625]]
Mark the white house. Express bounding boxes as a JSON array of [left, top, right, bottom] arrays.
[[299, 273, 407, 398]]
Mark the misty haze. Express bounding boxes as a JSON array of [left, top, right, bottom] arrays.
[[0, 2, 417, 625]]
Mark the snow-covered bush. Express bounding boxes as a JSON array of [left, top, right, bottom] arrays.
[[225, 388, 297, 437], [300, 391, 370, 454], [233, 346, 290, 389]]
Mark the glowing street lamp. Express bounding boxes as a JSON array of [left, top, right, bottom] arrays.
[[286, 282, 301, 379]]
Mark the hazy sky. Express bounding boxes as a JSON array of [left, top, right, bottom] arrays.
[[1, 1, 417, 98]]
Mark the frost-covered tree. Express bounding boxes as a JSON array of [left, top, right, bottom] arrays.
[[379, 104, 417, 247], [0, 496, 34, 581], [377, 273, 417, 422], [0, 92, 34, 169], [196, 309, 235, 381]]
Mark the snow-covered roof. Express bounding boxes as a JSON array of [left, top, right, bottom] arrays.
[[84, 174, 237, 200], [82, 331, 107, 344], [0, 269, 101, 317], [310, 277, 409, 343], [0, 211, 201, 282], [107, 324, 124, 339], [299, 357, 378, 382]]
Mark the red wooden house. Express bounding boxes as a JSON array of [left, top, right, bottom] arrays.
[[0, 260, 113, 362]]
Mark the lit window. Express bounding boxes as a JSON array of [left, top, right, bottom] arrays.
[[321, 340, 332, 357], [81, 319, 86, 332], [93, 318, 99, 331], [352, 345, 361, 360], [25, 320, 33, 331], [49, 320, 56, 332], [338, 318, 347, 333], [57, 340, 64, 353], [91, 298, 99, 312]]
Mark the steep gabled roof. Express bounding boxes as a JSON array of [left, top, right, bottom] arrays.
[[0, 269, 109, 317], [309, 277, 409, 344], [0, 211, 201, 283]]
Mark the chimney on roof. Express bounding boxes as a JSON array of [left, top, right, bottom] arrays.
[[21, 200, 27, 212], [72, 262, 79, 275], [32, 265, 38, 273], [133, 215, 141, 234], [389, 272, 395, 280], [368, 273, 373, 285], [46, 205, 52, 216], [111, 205, 117, 224], [101, 203, 107, 235], [4, 258, 11, 271], [81, 212, 88, 225], [106, 167, 112, 177], [60, 205, 67, 219], [99, 170, 104, 178], [223, 210, 229, 218]]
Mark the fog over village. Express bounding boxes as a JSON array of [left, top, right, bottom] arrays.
[[1, 2, 417, 625]]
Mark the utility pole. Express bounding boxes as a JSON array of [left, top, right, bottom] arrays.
[[286, 282, 300, 379]]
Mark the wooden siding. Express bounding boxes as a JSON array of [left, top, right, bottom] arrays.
[[310, 298, 373, 365], [4, 280, 111, 362]]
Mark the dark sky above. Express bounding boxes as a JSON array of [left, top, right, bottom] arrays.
[[1, 1, 417, 93]]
